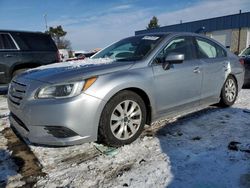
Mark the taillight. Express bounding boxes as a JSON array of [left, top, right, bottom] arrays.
[[239, 58, 244, 65]]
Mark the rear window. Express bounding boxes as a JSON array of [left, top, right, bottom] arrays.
[[13, 33, 57, 51], [0, 34, 17, 50]]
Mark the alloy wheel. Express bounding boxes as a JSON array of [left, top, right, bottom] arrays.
[[110, 100, 142, 140], [224, 78, 237, 102]]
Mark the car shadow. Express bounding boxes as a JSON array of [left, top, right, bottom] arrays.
[[0, 149, 20, 188], [243, 85, 250, 89], [0, 127, 46, 187], [156, 106, 250, 188]]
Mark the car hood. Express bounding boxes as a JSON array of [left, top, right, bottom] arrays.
[[19, 58, 135, 84]]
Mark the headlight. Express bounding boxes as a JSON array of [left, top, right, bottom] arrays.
[[37, 77, 97, 99]]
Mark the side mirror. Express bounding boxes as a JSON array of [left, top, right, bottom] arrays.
[[165, 53, 184, 64], [162, 53, 184, 70]]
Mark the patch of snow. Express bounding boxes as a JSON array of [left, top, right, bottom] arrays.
[[30, 58, 114, 71], [32, 138, 172, 188], [0, 89, 250, 187], [0, 96, 9, 132]]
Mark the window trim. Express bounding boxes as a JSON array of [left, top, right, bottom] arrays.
[[194, 36, 227, 59], [0, 33, 20, 51]]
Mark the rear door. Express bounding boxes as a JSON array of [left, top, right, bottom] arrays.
[[152, 36, 202, 115], [0, 33, 20, 84], [194, 37, 228, 104]]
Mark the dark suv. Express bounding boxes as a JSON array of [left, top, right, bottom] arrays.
[[0, 30, 59, 84]]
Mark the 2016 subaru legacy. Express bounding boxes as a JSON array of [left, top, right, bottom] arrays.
[[8, 32, 244, 147]]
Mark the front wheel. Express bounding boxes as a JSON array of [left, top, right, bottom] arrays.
[[98, 90, 146, 147], [219, 75, 238, 107]]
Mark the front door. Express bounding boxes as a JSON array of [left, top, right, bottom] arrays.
[[152, 36, 202, 116]]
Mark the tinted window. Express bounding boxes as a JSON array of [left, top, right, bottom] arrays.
[[0, 34, 17, 50], [156, 36, 194, 61], [240, 47, 250, 56], [18, 33, 57, 51], [196, 38, 226, 59]]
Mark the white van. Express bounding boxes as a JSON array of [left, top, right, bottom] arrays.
[[58, 49, 69, 61]]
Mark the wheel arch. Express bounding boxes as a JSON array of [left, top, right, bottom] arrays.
[[224, 73, 238, 92], [221, 73, 238, 97], [11, 63, 41, 76], [99, 86, 153, 126], [228, 74, 238, 87], [97, 87, 152, 146], [119, 87, 152, 125], [219, 73, 238, 107]]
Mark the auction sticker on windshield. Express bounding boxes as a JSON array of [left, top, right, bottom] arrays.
[[142, 36, 159, 40]]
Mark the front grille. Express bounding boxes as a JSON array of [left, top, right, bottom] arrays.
[[8, 80, 27, 106]]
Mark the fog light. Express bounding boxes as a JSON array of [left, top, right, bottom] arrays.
[[44, 126, 78, 138]]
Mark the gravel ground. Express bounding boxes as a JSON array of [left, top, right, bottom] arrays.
[[0, 89, 250, 188]]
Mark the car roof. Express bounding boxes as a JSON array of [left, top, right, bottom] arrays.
[[0, 29, 46, 35], [135, 32, 212, 39]]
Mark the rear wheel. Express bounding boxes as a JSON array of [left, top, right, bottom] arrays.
[[219, 75, 238, 107], [98, 90, 146, 147]]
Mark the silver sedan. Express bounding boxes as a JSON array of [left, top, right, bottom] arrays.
[[8, 32, 245, 146]]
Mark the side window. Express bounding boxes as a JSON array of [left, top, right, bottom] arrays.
[[0, 35, 4, 49], [155, 36, 194, 62], [196, 38, 226, 59], [0, 34, 17, 50], [216, 44, 227, 58], [19, 33, 57, 51]]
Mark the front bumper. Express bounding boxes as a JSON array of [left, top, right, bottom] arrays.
[[8, 79, 106, 146]]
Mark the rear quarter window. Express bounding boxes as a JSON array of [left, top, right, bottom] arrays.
[[13, 33, 57, 51], [195, 37, 227, 59]]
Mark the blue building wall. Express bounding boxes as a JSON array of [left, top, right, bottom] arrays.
[[135, 12, 250, 35]]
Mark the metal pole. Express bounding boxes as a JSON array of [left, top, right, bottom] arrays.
[[44, 14, 48, 31], [237, 10, 242, 54]]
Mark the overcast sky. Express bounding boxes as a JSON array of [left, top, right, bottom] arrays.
[[0, 0, 250, 51]]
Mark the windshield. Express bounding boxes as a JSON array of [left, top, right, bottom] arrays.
[[92, 35, 164, 61], [240, 47, 250, 56]]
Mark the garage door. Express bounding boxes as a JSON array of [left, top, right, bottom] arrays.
[[210, 30, 232, 48]]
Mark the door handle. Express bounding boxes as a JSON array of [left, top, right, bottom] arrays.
[[193, 67, 201, 74]]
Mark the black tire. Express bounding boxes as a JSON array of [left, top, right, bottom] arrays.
[[98, 90, 147, 147], [12, 68, 29, 78], [219, 75, 238, 107]]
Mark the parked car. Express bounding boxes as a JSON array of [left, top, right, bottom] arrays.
[[58, 49, 69, 61], [239, 46, 250, 86], [0, 30, 59, 84], [66, 51, 98, 62], [8, 32, 244, 147], [74, 50, 86, 57]]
